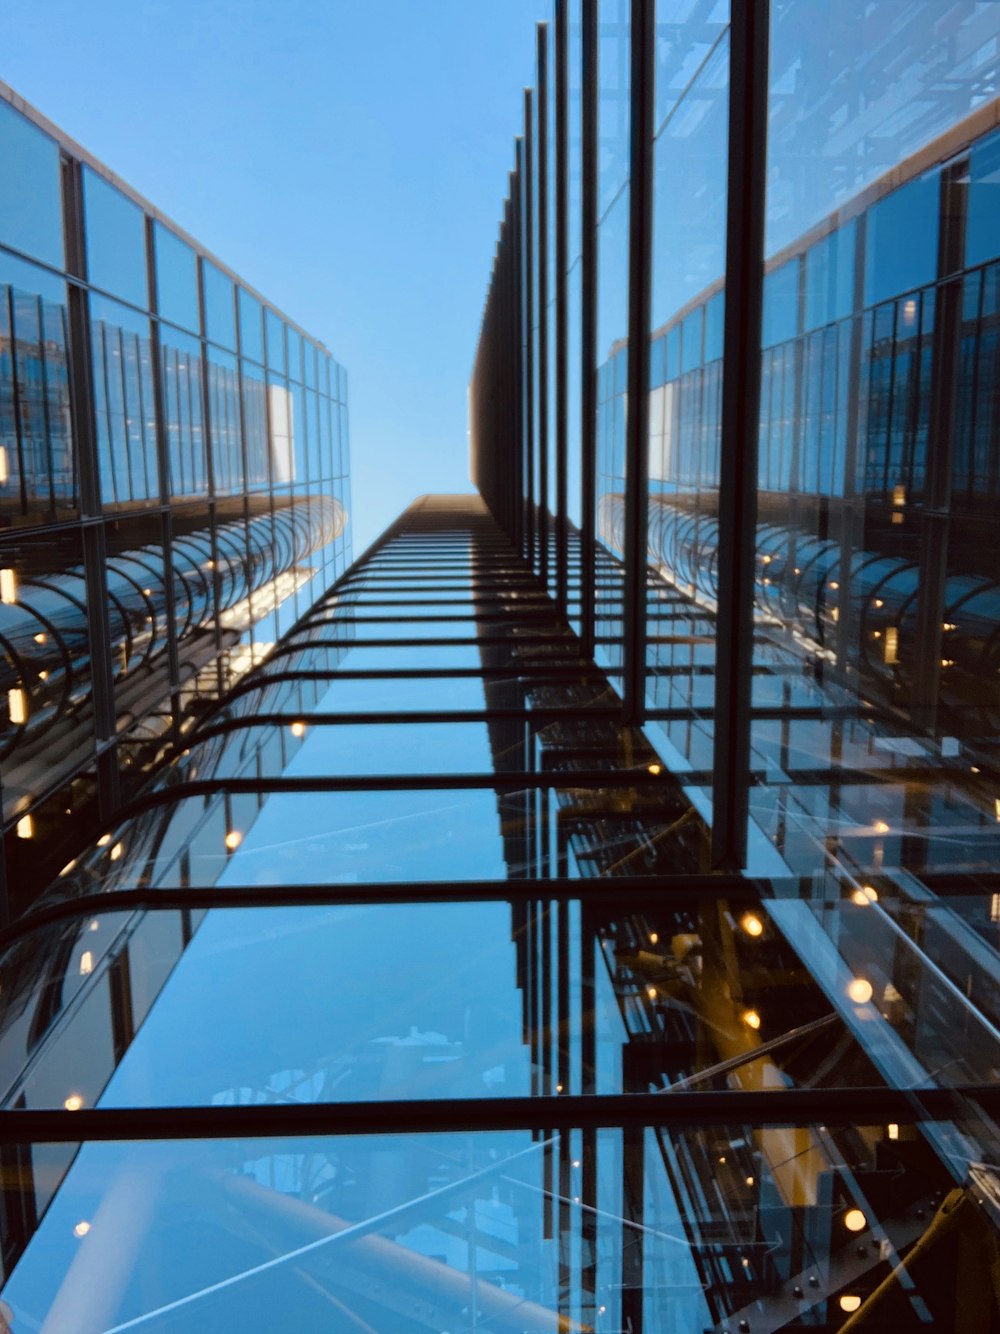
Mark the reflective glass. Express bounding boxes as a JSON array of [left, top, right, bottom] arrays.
[[82, 168, 147, 307], [265, 307, 285, 373], [153, 221, 199, 331], [206, 344, 242, 493], [0, 100, 63, 268], [0, 251, 74, 521], [160, 324, 207, 498], [89, 293, 158, 506], [238, 287, 264, 363], [203, 259, 236, 348]]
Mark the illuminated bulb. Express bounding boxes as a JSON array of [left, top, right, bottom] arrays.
[[38, 670, 48, 681], [902, 297, 917, 323], [940, 658, 955, 668], [943, 622, 956, 632], [740, 912, 764, 937], [647, 762, 662, 775], [290, 720, 306, 738], [33, 632, 46, 644], [647, 985, 657, 1000], [840, 1295, 862, 1313], [64, 1094, 84, 1111], [718, 1154, 727, 1164], [225, 830, 243, 851], [761, 554, 772, 564], [109, 842, 124, 862], [79, 951, 93, 976], [846, 977, 874, 1004], [793, 567, 801, 575], [649, 932, 658, 945], [829, 581, 839, 591], [892, 484, 906, 507], [572, 1159, 581, 1168], [873, 820, 890, 834], [15, 814, 33, 840], [8, 688, 27, 724], [851, 889, 870, 906], [0, 568, 17, 604], [97, 834, 111, 847], [59, 860, 77, 877], [88, 918, 99, 931], [972, 766, 981, 774], [0, 445, 8, 483], [863, 885, 878, 902], [743, 1008, 762, 1030], [883, 626, 899, 665], [143, 588, 152, 597], [844, 1208, 866, 1233], [994, 799, 1000, 823], [73, 1220, 91, 1238], [873, 598, 884, 608], [745, 1175, 754, 1186], [556, 1083, 563, 1092], [887, 1123, 899, 1140]]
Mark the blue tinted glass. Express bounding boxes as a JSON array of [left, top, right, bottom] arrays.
[[153, 223, 198, 331], [265, 308, 285, 372], [650, 334, 666, 389], [967, 129, 1000, 269], [82, 169, 147, 307], [0, 101, 63, 268], [287, 328, 302, 382], [238, 288, 263, 362], [680, 307, 703, 372], [303, 339, 316, 388], [704, 290, 725, 361], [805, 220, 856, 331], [203, 261, 236, 348], [864, 173, 939, 307], [762, 258, 799, 348]]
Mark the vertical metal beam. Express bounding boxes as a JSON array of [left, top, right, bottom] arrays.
[[513, 146, 525, 554], [580, 0, 598, 657], [524, 89, 536, 570], [621, 0, 654, 724], [537, 24, 550, 585], [555, 0, 570, 614], [710, 0, 771, 870]]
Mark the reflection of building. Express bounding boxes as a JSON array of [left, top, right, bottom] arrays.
[[0, 82, 352, 903], [4, 6, 1000, 1334]]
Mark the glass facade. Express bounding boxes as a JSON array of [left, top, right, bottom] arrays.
[[0, 86, 351, 906], [3, 4, 1000, 1330]]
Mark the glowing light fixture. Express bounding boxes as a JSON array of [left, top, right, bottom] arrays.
[[73, 1221, 91, 1238], [847, 977, 874, 1004], [15, 814, 32, 839], [873, 819, 890, 834], [0, 568, 17, 604], [883, 627, 898, 665], [839, 1295, 862, 1313], [97, 834, 111, 847], [79, 951, 93, 976], [0, 446, 9, 484], [743, 1008, 762, 1030], [888, 1123, 899, 1140], [740, 913, 764, 938], [844, 1208, 866, 1233], [646, 985, 657, 1000], [290, 720, 306, 738], [7, 688, 26, 724], [647, 762, 662, 775], [225, 830, 243, 851], [64, 1094, 84, 1111], [109, 842, 124, 862], [33, 632, 46, 644]]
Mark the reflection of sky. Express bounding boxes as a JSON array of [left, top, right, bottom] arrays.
[[101, 901, 529, 1108]]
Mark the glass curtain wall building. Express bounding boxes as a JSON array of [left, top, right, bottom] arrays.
[[0, 82, 352, 911], [2, 4, 1000, 1332]]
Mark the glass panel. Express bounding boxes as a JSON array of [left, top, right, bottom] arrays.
[[203, 259, 236, 348], [206, 344, 243, 494], [82, 168, 147, 307], [89, 293, 158, 506], [266, 307, 285, 373], [153, 222, 199, 332], [0, 99, 63, 268], [748, 4, 1000, 885], [0, 251, 75, 522], [160, 324, 207, 498], [238, 287, 264, 363]]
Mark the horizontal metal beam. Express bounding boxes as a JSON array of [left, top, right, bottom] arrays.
[[0, 1087, 991, 1143]]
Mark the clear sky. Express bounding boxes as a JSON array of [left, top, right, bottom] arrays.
[[0, 0, 548, 555]]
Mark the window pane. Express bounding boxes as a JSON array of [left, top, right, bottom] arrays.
[[203, 260, 236, 348], [82, 169, 147, 307], [238, 288, 263, 363], [0, 100, 63, 269], [89, 293, 158, 506], [154, 222, 199, 332], [265, 308, 285, 373]]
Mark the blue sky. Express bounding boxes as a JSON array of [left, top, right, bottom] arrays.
[[0, 0, 548, 554]]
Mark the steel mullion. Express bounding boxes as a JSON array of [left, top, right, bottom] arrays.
[[710, 0, 771, 870], [580, 0, 598, 657]]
